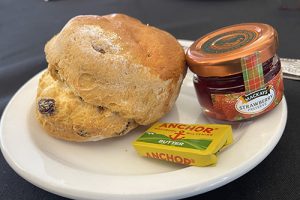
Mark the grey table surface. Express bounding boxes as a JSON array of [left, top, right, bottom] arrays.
[[0, 0, 299, 199]]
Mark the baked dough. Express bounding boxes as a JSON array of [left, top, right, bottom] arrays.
[[45, 14, 186, 125], [36, 71, 138, 142]]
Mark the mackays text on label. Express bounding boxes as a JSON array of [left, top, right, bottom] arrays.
[[235, 85, 275, 114]]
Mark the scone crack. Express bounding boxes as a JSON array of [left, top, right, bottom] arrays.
[[91, 44, 106, 54], [116, 121, 131, 136], [97, 106, 105, 112], [76, 130, 89, 137]]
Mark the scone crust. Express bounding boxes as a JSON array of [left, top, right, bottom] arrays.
[[36, 71, 138, 142], [45, 14, 186, 125]]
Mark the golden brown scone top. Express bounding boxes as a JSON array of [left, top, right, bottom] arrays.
[[58, 14, 185, 81], [45, 14, 186, 125], [46, 14, 185, 80]]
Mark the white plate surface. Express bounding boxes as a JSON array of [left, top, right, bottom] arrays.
[[0, 40, 287, 200]]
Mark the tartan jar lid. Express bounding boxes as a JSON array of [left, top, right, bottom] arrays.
[[186, 23, 278, 77]]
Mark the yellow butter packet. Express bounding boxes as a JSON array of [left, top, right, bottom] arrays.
[[133, 122, 233, 166]]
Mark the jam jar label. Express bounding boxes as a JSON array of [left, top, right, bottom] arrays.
[[211, 69, 284, 121], [202, 30, 258, 54], [235, 86, 275, 114]]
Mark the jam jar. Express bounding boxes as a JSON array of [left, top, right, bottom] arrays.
[[186, 23, 284, 121]]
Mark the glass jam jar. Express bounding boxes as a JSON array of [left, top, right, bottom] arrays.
[[186, 23, 284, 121]]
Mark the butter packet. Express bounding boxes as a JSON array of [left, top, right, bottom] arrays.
[[133, 122, 233, 166]]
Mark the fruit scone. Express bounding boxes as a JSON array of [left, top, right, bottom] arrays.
[[36, 13, 186, 142]]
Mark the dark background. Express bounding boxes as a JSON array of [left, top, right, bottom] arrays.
[[1, 0, 300, 199]]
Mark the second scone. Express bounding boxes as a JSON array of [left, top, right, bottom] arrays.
[[45, 13, 186, 125]]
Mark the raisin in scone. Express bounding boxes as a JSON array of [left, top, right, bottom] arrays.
[[45, 13, 186, 125], [36, 71, 138, 142]]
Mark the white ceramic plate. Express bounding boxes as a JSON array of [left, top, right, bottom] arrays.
[[0, 40, 287, 200]]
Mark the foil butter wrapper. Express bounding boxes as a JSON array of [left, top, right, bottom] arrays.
[[133, 122, 233, 167]]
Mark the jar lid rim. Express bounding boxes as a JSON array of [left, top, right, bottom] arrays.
[[186, 23, 278, 77]]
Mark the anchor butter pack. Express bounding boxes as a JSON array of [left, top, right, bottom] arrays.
[[133, 122, 233, 166]]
